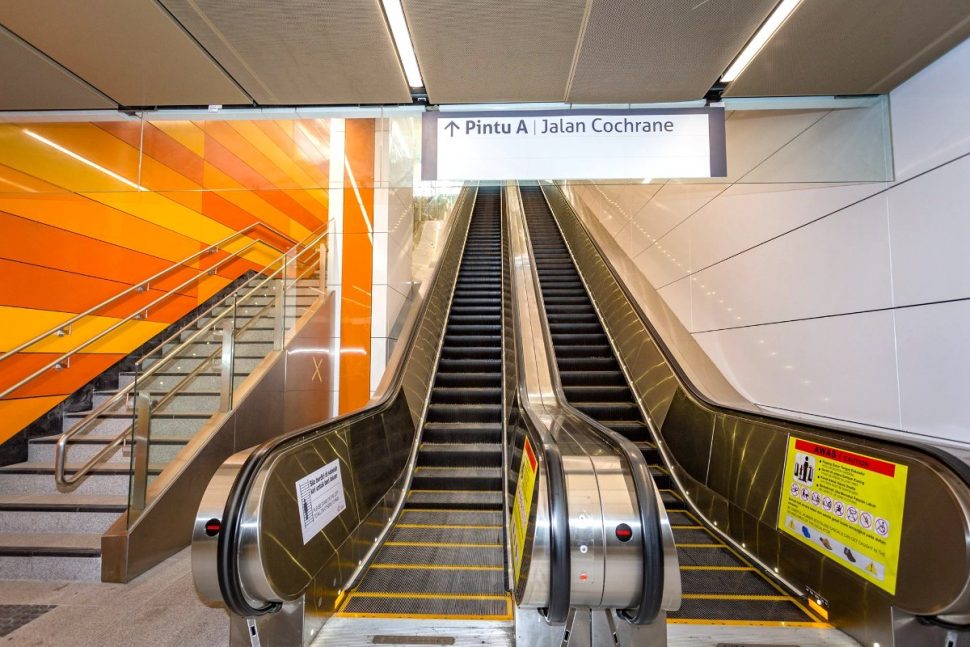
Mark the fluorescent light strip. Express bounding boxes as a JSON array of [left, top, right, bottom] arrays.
[[381, 0, 424, 88], [23, 129, 147, 191], [721, 0, 803, 83]]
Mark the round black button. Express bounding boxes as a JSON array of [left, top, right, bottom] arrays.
[[615, 523, 633, 542], [204, 518, 222, 537]]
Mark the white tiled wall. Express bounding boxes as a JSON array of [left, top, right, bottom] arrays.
[[563, 37, 970, 445]]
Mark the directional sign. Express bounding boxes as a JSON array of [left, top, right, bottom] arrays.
[[422, 108, 726, 181]]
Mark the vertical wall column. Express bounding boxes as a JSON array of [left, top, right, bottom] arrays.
[[326, 119, 345, 418], [337, 119, 376, 414]]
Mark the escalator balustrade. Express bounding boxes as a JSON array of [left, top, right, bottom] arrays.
[[337, 185, 511, 621], [520, 184, 821, 627]]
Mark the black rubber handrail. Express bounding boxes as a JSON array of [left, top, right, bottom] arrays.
[[215, 187, 477, 617], [519, 183, 665, 624]]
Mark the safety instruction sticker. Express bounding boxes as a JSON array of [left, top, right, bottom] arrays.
[[778, 437, 907, 594], [295, 459, 347, 545], [511, 437, 538, 585]]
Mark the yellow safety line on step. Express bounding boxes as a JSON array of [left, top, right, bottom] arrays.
[[680, 565, 755, 572], [402, 508, 501, 514], [667, 619, 831, 629], [672, 525, 705, 530], [350, 592, 507, 601], [336, 594, 514, 622], [397, 524, 501, 530], [682, 593, 791, 601], [371, 563, 503, 571], [384, 541, 501, 548], [676, 543, 727, 548]]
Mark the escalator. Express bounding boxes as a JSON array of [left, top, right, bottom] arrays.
[[334, 185, 511, 621], [520, 184, 820, 627]]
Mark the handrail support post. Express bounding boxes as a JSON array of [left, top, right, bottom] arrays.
[[220, 319, 235, 412], [130, 394, 151, 515], [274, 279, 285, 351]]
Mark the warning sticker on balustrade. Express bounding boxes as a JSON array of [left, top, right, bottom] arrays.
[[511, 437, 538, 585], [778, 437, 907, 594], [295, 459, 347, 545]]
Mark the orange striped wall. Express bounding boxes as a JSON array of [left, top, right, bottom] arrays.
[[0, 117, 374, 444]]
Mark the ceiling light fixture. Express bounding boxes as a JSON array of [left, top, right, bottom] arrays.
[[721, 0, 803, 83], [381, 0, 424, 89], [23, 129, 147, 191]]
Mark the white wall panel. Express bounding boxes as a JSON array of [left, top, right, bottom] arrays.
[[895, 300, 970, 443], [633, 183, 727, 248], [688, 182, 885, 271], [658, 279, 692, 332], [690, 194, 893, 331], [890, 38, 970, 181], [560, 38, 970, 443], [888, 154, 970, 306], [635, 219, 692, 287], [694, 311, 901, 429]]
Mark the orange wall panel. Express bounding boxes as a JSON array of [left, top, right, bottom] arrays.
[[0, 116, 343, 437]]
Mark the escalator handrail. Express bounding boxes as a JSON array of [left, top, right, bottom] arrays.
[[543, 182, 970, 510], [516, 183, 665, 625], [504, 184, 571, 623], [216, 186, 478, 617]]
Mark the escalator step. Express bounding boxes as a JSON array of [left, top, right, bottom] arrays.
[[406, 490, 503, 510], [412, 467, 502, 491], [430, 387, 502, 404], [440, 346, 502, 360], [417, 443, 502, 467], [563, 385, 633, 401], [399, 509, 502, 526], [560, 371, 628, 387], [436, 358, 501, 372], [341, 594, 510, 619], [554, 345, 614, 359], [421, 422, 502, 444], [556, 356, 621, 371], [433, 372, 502, 388], [572, 402, 642, 420], [426, 404, 502, 423], [356, 566, 504, 596]]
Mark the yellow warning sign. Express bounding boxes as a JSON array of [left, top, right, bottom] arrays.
[[511, 437, 538, 585], [778, 437, 908, 594]]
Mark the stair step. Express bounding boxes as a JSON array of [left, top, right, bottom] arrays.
[[0, 533, 102, 580]]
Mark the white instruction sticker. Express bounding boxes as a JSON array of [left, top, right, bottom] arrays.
[[295, 459, 347, 545]]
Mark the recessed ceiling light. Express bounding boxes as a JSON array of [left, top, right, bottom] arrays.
[[381, 0, 424, 89], [721, 0, 803, 83]]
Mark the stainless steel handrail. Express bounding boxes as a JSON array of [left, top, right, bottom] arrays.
[[54, 228, 327, 488], [0, 221, 301, 401]]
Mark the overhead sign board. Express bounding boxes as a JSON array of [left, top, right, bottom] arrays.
[[422, 108, 726, 181]]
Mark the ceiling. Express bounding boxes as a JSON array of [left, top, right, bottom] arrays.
[[0, 0, 967, 111]]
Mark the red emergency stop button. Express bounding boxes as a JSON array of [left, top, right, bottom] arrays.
[[205, 518, 222, 537], [616, 523, 633, 542]]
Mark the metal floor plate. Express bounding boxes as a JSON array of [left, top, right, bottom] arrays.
[[341, 595, 511, 619], [312, 617, 514, 647]]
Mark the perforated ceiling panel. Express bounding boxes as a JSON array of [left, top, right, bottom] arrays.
[[402, 0, 587, 104], [0, 26, 114, 110], [725, 0, 970, 97], [160, 0, 411, 105], [0, 0, 248, 106], [567, 0, 777, 103]]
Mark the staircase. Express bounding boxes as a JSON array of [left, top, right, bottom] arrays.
[[0, 278, 321, 580]]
